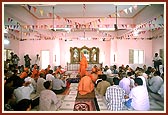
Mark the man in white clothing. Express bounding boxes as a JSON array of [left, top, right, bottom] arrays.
[[13, 78, 34, 103], [147, 71, 163, 93], [153, 53, 162, 71], [103, 65, 112, 75], [36, 73, 46, 95], [46, 70, 54, 81], [39, 81, 62, 111], [119, 72, 131, 95], [125, 78, 150, 111]]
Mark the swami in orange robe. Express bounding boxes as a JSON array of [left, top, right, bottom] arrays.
[[31, 64, 39, 81], [78, 75, 94, 95], [20, 68, 28, 79], [79, 53, 88, 77]]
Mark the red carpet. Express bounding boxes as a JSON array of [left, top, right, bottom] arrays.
[[73, 98, 97, 111], [73, 91, 100, 111]]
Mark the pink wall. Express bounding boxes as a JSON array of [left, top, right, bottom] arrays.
[[18, 39, 60, 69], [114, 39, 153, 69], [4, 36, 163, 70], [3, 4, 164, 70]]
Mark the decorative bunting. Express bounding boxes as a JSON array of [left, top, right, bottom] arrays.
[[27, 5, 31, 11], [39, 9, 44, 16], [33, 7, 37, 12], [133, 5, 137, 10], [124, 9, 128, 14], [129, 7, 133, 13]]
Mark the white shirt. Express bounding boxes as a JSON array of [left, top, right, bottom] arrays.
[[119, 77, 131, 95], [128, 77, 135, 90], [159, 65, 164, 75], [46, 74, 54, 81], [39, 89, 61, 111], [148, 75, 163, 93], [52, 78, 66, 90], [158, 83, 164, 98], [36, 77, 46, 94], [129, 85, 150, 111], [13, 84, 34, 102], [104, 69, 112, 75], [153, 56, 162, 61], [138, 76, 147, 88]]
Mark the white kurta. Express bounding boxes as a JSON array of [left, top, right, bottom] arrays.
[[119, 77, 131, 95], [39, 89, 61, 111], [129, 86, 150, 111]]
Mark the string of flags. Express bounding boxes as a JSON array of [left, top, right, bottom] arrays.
[[5, 4, 164, 41], [5, 13, 163, 31]]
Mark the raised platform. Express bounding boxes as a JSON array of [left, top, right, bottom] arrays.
[[66, 63, 103, 71]]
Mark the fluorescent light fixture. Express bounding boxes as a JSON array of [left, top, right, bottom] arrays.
[[98, 28, 115, 31], [4, 28, 8, 33], [51, 28, 71, 31], [133, 30, 139, 36]]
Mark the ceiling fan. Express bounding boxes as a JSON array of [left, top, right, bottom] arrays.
[[98, 5, 128, 32], [50, 6, 71, 32], [113, 5, 128, 31]]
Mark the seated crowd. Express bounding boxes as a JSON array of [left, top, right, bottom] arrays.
[[4, 54, 164, 111]]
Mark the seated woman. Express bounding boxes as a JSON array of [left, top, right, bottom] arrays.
[[52, 74, 66, 94], [78, 75, 94, 96]]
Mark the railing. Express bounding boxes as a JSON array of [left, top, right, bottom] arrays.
[[66, 63, 103, 71]]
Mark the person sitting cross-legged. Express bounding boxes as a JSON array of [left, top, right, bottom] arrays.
[[105, 77, 126, 111], [96, 74, 111, 96], [52, 74, 66, 94], [39, 81, 62, 111], [78, 74, 94, 96], [125, 78, 150, 111]]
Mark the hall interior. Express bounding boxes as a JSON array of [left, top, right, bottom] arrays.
[[3, 2, 165, 112]]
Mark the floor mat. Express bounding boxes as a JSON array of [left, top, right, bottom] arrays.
[[73, 98, 100, 111]]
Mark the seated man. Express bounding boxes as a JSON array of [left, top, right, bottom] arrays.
[[96, 74, 111, 96], [78, 75, 94, 96], [55, 65, 65, 78], [39, 81, 62, 111], [125, 78, 150, 111], [105, 77, 126, 111], [147, 71, 163, 94], [52, 74, 66, 94]]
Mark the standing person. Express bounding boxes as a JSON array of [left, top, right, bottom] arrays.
[[13, 54, 20, 69], [24, 54, 31, 68], [153, 53, 162, 71], [79, 52, 88, 78], [105, 77, 126, 111], [35, 54, 40, 69]]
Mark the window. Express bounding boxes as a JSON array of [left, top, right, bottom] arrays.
[[129, 49, 144, 64], [4, 49, 13, 61]]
